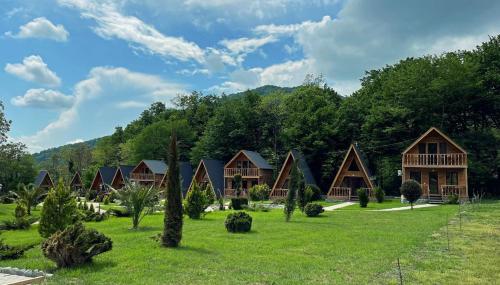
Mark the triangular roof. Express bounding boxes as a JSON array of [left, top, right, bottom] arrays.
[[328, 144, 375, 191], [110, 165, 135, 187], [189, 159, 225, 198], [160, 162, 193, 196], [99, 166, 117, 185], [34, 170, 53, 188], [70, 172, 82, 186], [225, 150, 272, 169], [132, 160, 167, 175], [271, 150, 317, 194], [402, 127, 467, 154]]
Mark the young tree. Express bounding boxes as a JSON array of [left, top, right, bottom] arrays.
[[233, 174, 242, 197], [162, 132, 183, 247], [296, 171, 308, 212], [184, 183, 207, 219], [400, 180, 422, 209], [10, 183, 45, 215], [284, 162, 300, 222], [117, 184, 158, 229], [39, 180, 77, 238]]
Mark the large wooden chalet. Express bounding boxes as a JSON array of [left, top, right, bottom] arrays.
[[129, 160, 167, 187], [70, 172, 83, 193], [402, 127, 468, 203], [270, 150, 317, 199], [110, 165, 135, 190], [159, 162, 193, 197], [327, 144, 375, 201], [224, 150, 273, 197], [34, 170, 54, 191], [188, 159, 225, 199], [90, 166, 117, 194]]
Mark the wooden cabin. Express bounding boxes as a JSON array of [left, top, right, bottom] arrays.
[[223, 150, 273, 197], [110, 165, 135, 190], [270, 150, 318, 199], [90, 166, 117, 194], [402, 127, 468, 203], [188, 159, 224, 199], [327, 144, 375, 201], [159, 162, 193, 197], [34, 170, 54, 191], [70, 172, 83, 193], [129, 160, 167, 187]]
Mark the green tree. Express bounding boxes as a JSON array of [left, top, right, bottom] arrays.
[[162, 132, 183, 247], [184, 183, 207, 219], [233, 174, 242, 197], [10, 183, 45, 215], [284, 162, 300, 222], [296, 170, 307, 212], [117, 183, 158, 229], [400, 180, 422, 210], [39, 180, 77, 238]]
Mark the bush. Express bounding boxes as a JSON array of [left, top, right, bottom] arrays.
[[204, 185, 215, 206], [103, 195, 110, 205], [0, 204, 34, 230], [304, 203, 324, 217], [184, 183, 207, 219], [224, 212, 252, 233], [230, 197, 248, 210], [447, 193, 459, 204], [400, 180, 422, 209], [374, 187, 385, 203], [0, 240, 34, 260], [118, 183, 159, 229], [249, 184, 271, 202], [357, 188, 369, 208], [107, 206, 131, 217], [0, 196, 15, 204], [39, 181, 78, 238], [307, 185, 323, 201], [42, 223, 112, 268]]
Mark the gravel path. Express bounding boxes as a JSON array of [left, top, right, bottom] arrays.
[[324, 202, 355, 211], [374, 204, 438, 211]]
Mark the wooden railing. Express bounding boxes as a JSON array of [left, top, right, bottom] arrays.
[[441, 185, 467, 198], [403, 153, 467, 167], [328, 187, 352, 200], [224, 168, 259, 177], [224, 188, 249, 198], [130, 173, 155, 181], [270, 188, 288, 198]]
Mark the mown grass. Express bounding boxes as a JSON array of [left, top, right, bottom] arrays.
[[0, 203, 41, 222], [0, 201, 465, 285]]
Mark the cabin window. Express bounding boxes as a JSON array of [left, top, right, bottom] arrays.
[[242, 160, 249, 168], [446, 171, 458, 185], [242, 180, 248, 189], [348, 160, 360, 171], [428, 143, 438, 154], [409, 171, 421, 184], [418, 143, 426, 154], [236, 161, 242, 168], [439, 142, 447, 154]]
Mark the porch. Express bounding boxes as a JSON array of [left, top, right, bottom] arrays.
[[327, 187, 374, 201]]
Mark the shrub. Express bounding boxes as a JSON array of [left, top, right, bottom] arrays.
[[225, 212, 252, 233], [374, 187, 385, 203], [218, 196, 225, 211], [0, 196, 15, 204], [42, 223, 112, 268], [118, 183, 159, 229], [447, 193, 459, 204], [10, 183, 45, 215], [307, 185, 322, 201], [184, 183, 207, 219], [230, 197, 248, 210], [357, 188, 369, 208], [39, 181, 78, 238], [249, 184, 271, 202], [108, 206, 131, 217], [285, 162, 300, 221], [304, 203, 324, 217], [400, 180, 422, 209], [0, 204, 34, 230], [103, 195, 110, 205], [204, 185, 215, 207], [233, 174, 242, 197], [0, 240, 34, 260]]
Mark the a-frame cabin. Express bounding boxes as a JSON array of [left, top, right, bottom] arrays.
[[34, 170, 54, 191], [110, 165, 135, 190], [159, 162, 193, 197], [90, 166, 117, 194], [70, 172, 83, 193], [402, 127, 468, 203], [129, 160, 167, 187], [327, 144, 375, 200], [187, 159, 224, 199], [223, 150, 274, 198], [270, 150, 317, 199]]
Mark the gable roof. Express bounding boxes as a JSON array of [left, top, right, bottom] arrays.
[[142, 160, 167, 174], [70, 172, 82, 186], [329, 144, 375, 191], [290, 150, 317, 186], [190, 159, 225, 198], [99, 166, 117, 185], [402, 127, 467, 154], [179, 162, 193, 196], [34, 170, 53, 188], [225, 150, 273, 169], [118, 165, 135, 180]]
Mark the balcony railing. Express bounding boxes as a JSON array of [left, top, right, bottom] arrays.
[[130, 173, 155, 181], [327, 187, 373, 200], [441, 185, 467, 198], [224, 168, 259, 177], [403, 153, 467, 167], [270, 188, 288, 199]]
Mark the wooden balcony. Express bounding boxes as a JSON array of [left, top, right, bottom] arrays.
[[441, 185, 467, 198], [328, 187, 373, 200], [403, 153, 467, 167], [224, 168, 259, 177], [270, 188, 288, 199], [130, 173, 155, 181]]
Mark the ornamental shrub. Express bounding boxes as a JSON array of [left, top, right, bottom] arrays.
[[103, 195, 110, 205], [42, 223, 112, 268], [249, 184, 271, 202], [307, 185, 322, 201], [304, 203, 324, 217], [0, 239, 34, 260], [184, 183, 207, 219], [224, 211, 252, 233], [447, 193, 459, 204], [357, 188, 369, 208], [230, 197, 248, 210], [374, 187, 385, 203], [107, 206, 131, 217], [39, 181, 78, 238], [400, 180, 422, 209]]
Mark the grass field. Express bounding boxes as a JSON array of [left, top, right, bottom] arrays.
[[0, 200, 498, 284]]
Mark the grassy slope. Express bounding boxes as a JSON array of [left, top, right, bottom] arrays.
[[0, 203, 460, 285]]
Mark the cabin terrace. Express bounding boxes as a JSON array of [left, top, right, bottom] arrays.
[[270, 150, 317, 199], [129, 160, 167, 187]]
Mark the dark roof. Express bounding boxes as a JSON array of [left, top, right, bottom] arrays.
[[118, 165, 135, 180], [34, 170, 50, 187], [290, 150, 317, 186], [241, 150, 272, 169], [179, 162, 193, 196], [202, 159, 225, 198], [352, 144, 373, 178], [99, 166, 117, 185], [70, 172, 81, 185], [143, 160, 167, 174]]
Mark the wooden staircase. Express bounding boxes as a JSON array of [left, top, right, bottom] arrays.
[[428, 194, 444, 204]]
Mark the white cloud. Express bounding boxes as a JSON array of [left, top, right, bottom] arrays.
[[5, 17, 69, 42], [11, 89, 74, 109], [220, 35, 277, 54], [67, 138, 84, 144], [5, 55, 62, 87], [116, 101, 148, 109], [183, 0, 288, 19], [58, 0, 204, 63]]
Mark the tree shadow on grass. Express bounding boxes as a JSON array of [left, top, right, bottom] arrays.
[[47, 259, 117, 274]]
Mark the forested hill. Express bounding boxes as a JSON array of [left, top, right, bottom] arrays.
[[34, 36, 500, 196]]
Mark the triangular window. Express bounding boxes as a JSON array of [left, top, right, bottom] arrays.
[[348, 159, 360, 171]]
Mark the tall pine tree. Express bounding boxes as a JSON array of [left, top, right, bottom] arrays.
[[162, 132, 183, 247], [284, 162, 299, 222]]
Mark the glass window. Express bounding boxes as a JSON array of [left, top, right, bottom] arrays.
[[348, 160, 360, 171], [418, 143, 426, 154], [428, 143, 438, 154], [439, 142, 447, 154], [409, 171, 421, 184], [446, 171, 458, 185]]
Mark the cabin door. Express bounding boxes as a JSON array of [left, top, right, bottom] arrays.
[[429, 172, 439, 194], [343, 177, 365, 195]]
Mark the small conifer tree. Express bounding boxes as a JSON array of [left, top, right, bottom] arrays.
[[284, 162, 300, 222], [39, 180, 77, 238]]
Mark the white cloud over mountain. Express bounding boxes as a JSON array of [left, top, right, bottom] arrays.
[[11, 89, 74, 109]]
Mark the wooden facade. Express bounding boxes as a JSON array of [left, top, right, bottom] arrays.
[[402, 127, 468, 202], [129, 160, 166, 187], [90, 166, 117, 195], [110, 165, 135, 190], [223, 150, 274, 198], [70, 172, 83, 193], [34, 170, 54, 191], [270, 150, 317, 200], [188, 159, 224, 198], [327, 144, 375, 201], [159, 162, 193, 197]]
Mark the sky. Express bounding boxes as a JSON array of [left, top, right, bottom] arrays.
[[1, 0, 499, 153]]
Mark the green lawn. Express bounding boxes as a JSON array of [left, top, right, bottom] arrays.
[[0, 201, 498, 284], [0, 203, 41, 222]]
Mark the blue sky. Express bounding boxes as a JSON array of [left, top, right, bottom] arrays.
[[1, 0, 499, 153]]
